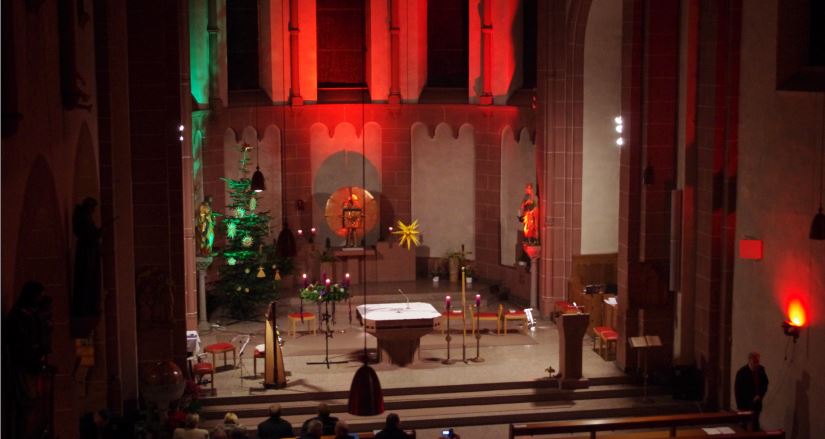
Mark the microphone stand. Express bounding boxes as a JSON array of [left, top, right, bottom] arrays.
[[397, 289, 410, 309]]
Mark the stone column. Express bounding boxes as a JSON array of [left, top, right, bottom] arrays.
[[288, 0, 303, 105], [196, 257, 214, 331], [479, 0, 493, 105], [388, 0, 401, 104]]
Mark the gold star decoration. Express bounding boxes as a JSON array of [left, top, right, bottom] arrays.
[[392, 219, 421, 250]]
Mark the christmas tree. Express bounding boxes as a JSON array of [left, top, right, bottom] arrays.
[[209, 144, 289, 319]]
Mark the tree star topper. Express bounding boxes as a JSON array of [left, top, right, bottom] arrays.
[[392, 219, 421, 250]]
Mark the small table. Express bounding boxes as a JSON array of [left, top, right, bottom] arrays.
[[356, 302, 441, 366]]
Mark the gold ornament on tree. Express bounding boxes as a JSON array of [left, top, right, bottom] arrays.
[[257, 266, 265, 278]]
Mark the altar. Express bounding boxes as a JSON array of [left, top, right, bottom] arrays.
[[356, 302, 441, 366]]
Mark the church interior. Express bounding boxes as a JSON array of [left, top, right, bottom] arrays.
[[2, 0, 824, 438]]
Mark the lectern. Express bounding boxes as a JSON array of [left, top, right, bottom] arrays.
[[558, 313, 590, 388], [264, 302, 286, 388]]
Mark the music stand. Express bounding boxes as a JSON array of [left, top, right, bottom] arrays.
[[231, 334, 252, 387], [307, 300, 348, 368], [628, 335, 662, 403]]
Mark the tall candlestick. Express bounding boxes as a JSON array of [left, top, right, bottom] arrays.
[[446, 295, 451, 308], [475, 294, 481, 308]]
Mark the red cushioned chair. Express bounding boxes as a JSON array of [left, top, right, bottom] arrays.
[[204, 342, 236, 368], [253, 343, 265, 376]]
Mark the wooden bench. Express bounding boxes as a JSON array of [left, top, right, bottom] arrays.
[[355, 429, 416, 438], [509, 411, 754, 438]]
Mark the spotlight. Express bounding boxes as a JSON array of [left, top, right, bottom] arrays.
[[178, 124, 184, 131], [782, 321, 800, 342]]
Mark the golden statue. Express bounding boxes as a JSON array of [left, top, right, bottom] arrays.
[[197, 196, 216, 256], [519, 183, 539, 244]]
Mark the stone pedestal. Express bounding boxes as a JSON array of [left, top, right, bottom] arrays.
[[558, 313, 590, 387]]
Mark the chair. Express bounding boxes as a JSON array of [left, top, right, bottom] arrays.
[[192, 361, 215, 390], [470, 304, 502, 335], [287, 312, 317, 337], [502, 307, 528, 335], [204, 341, 237, 368], [253, 343, 265, 376], [440, 309, 463, 334]]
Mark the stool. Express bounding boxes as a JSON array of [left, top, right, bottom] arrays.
[[593, 326, 613, 351], [598, 329, 618, 360], [253, 343, 265, 376], [192, 362, 215, 389], [470, 304, 502, 335], [288, 312, 317, 337], [503, 308, 527, 335], [440, 310, 463, 334], [204, 342, 236, 368]]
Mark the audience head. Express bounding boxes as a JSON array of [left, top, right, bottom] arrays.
[[19, 281, 45, 307], [307, 419, 323, 436], [224, 412, 239, 425], [185, 413, 200, 429], [269, 404, 282, 418], [229, 426, 249, 439], [317, 402, 331, 417], [385, 412, 400, 429], [334, 420, 350, 436], [211, 426, 228, 439]]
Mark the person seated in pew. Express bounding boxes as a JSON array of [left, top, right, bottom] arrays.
[[375, 413, 410, 439], [300, 419, 324, 439], [257, 404, 295, 439], [334, 420, 358, 439], [300, 402, 339, 436]]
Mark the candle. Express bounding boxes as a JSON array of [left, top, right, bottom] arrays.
[[302, 273, 308, 288], [310, 227, 316, 236], [298, 229, 304, 236], [475, 294, 481, 308], [388, 226, 393, 233], [344, 273, 350, 288], [446, 295, 451, 308], [325, 277, 331, 292]]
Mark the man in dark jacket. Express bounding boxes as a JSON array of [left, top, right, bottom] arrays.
[[257, 405, 294, 438], [375, 413, 409, 439], [300, 402, 338, 436], [734, 352, 769, 431]]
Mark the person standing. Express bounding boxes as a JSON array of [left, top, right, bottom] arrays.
[[734, 351, 769, 431], [257, 405, 295, 439]]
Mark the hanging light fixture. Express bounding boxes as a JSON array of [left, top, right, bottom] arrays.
[[810, 94, 825, 240], [251, 163, 266, 192], [348, 7, 384, 415], [275, 27, 297, 257]]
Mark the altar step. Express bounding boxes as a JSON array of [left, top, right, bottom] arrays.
[[199, 378, 698, 433]]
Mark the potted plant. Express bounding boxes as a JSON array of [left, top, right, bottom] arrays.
[[446, 249, 468, 284], [430, 259, 444, 283]]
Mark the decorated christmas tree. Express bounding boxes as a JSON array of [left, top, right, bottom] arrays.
[[209, 144, 288, 319]]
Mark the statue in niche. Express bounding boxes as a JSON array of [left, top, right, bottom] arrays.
[[342, 194, 363, 248], [196, 196, 217, 256], [71, 197, 102, 337], [518, 183, 539, 245]]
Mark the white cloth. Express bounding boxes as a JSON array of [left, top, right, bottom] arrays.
[[186, 330, 201, 356], [356, 302, 441, 321]]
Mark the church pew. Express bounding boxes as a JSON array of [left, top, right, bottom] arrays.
[[508, 411, 752, 438]]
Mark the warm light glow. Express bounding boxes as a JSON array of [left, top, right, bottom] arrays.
[[787, 299, 807, 327], [179, 124, 185, 131], [616, 137, 624, 146], [614, 116, 623, 124]]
